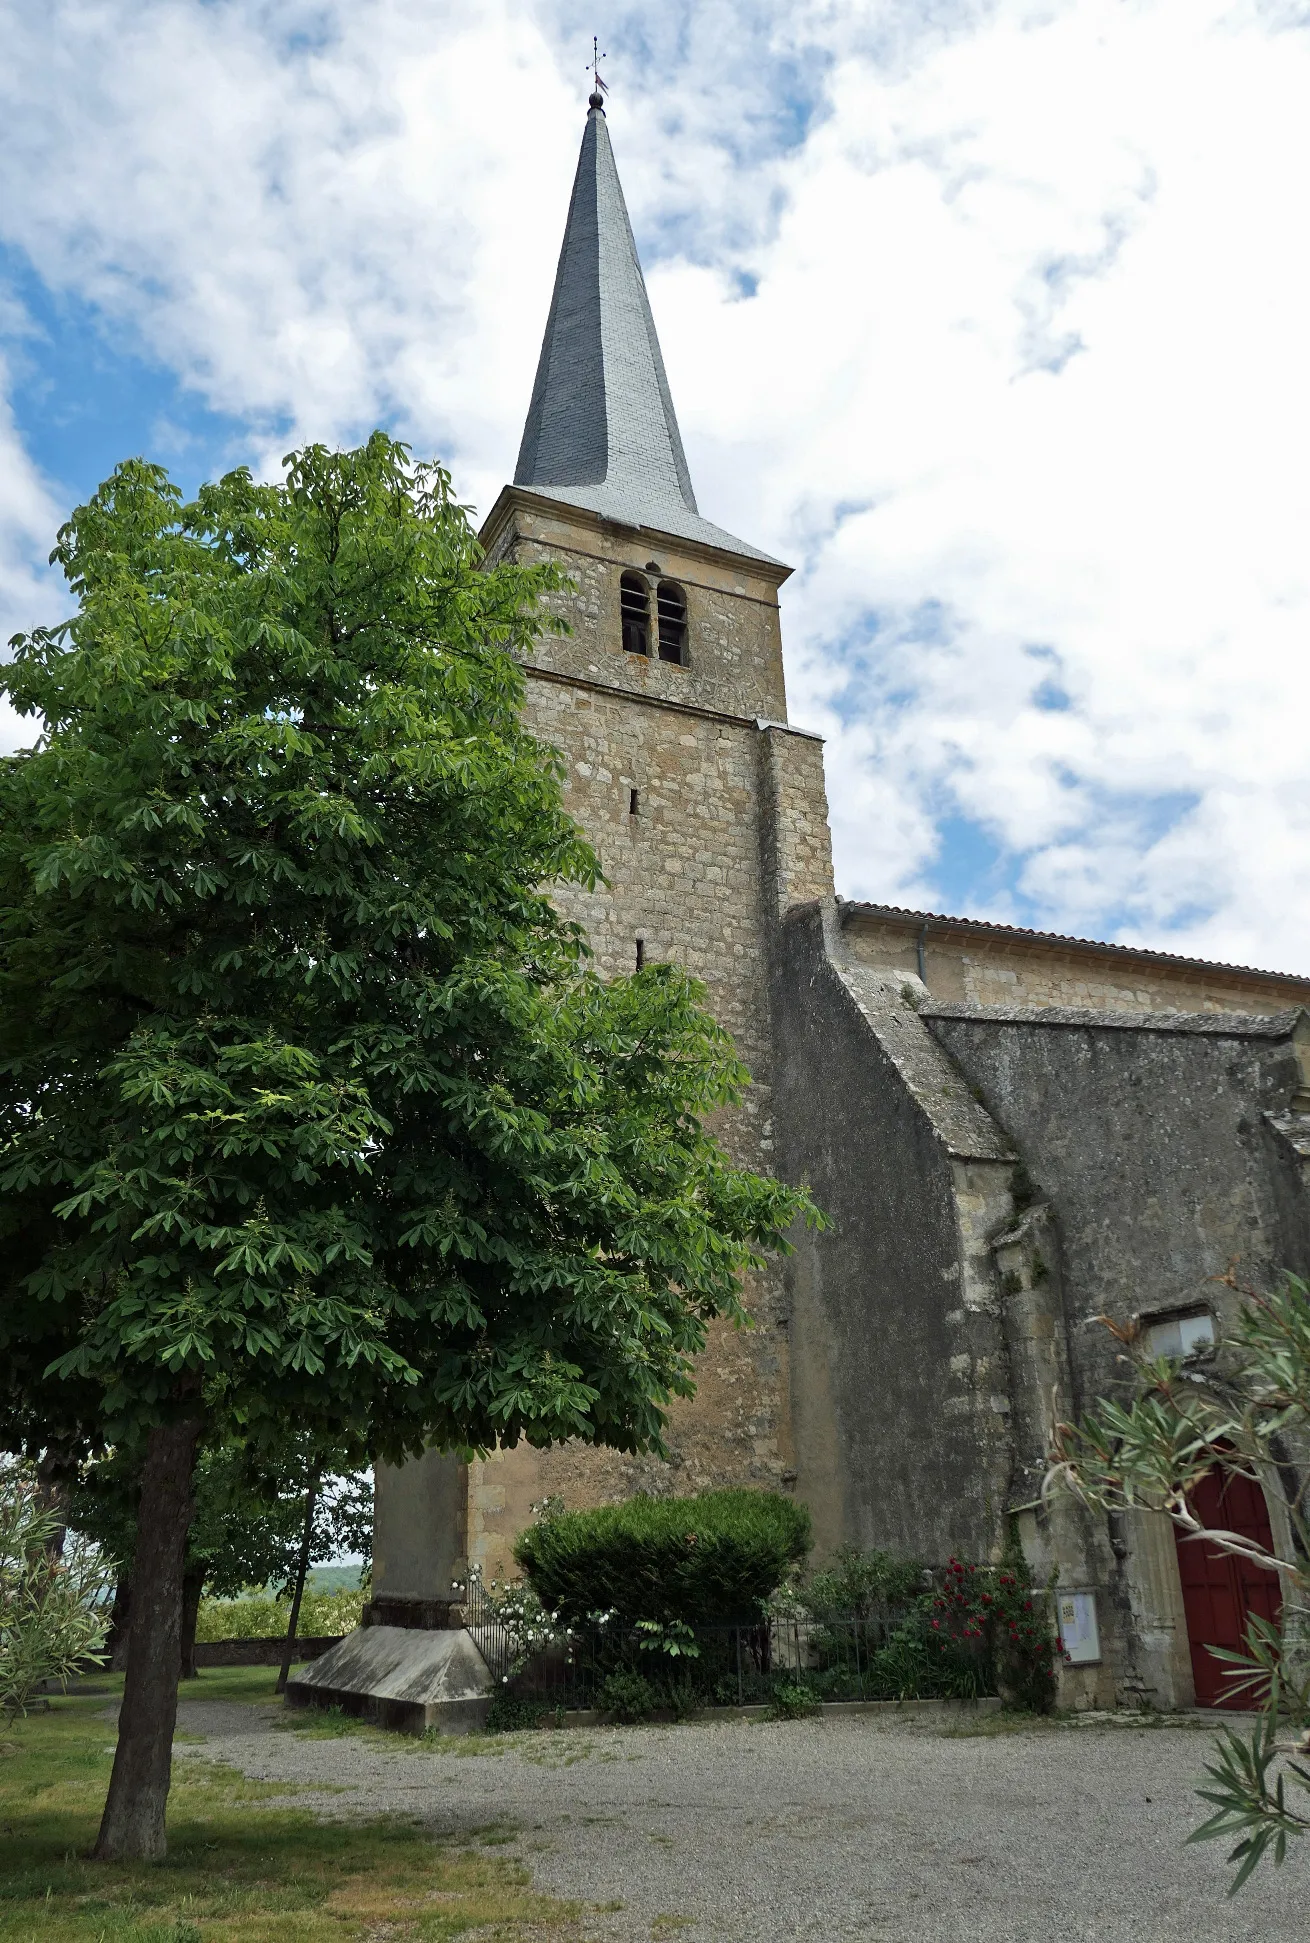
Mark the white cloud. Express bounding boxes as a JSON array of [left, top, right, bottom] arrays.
[[0, 351, 63, 753], [658, 0, 1310, 969], [0, 1, 1309, 965]]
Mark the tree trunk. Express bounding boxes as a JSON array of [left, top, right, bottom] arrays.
[[35, 1450, 68, 1559], [94, 1417, 202, 1862], [276, 1465, 321, 1696], [107, 1577, 132, 1672], [179, 1565, 205, 1680]]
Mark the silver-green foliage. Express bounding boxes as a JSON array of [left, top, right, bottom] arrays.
[[1052, 1272, 1310, 1891], [1, 1460, 114, 1715]]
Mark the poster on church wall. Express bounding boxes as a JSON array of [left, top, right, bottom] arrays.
[[1056, 1590, 1101, 1664]]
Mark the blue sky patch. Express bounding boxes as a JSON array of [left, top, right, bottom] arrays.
[[1, 245, 270, 516], [921, 811, 1036, 922]]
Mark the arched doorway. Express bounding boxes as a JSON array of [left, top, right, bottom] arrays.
[[1174, 1468, 1283, 1707]]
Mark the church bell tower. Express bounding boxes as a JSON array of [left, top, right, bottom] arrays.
[[369, 91, 835, 1617]]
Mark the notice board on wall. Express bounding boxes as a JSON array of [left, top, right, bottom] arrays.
[[1056, 1590, 1101, 1664]]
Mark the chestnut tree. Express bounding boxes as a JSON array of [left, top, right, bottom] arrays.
[[0, 436, 815, 1860]]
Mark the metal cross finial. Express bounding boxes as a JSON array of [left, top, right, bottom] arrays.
[[588, 36, 608, 111]]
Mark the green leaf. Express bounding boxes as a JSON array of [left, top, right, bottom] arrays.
[[0, 434, 819, 1482]]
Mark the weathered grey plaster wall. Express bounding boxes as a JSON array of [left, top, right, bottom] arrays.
[[920, 1005, 1309, 1413], [921, 1002, 1310, 1708], [772, 905, 1017, 1566]]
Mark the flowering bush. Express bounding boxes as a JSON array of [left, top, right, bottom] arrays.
[[471, 1536, 1056, 1717], [475, 1573, 565, 1678], [929, 1557, 1057, 1712]]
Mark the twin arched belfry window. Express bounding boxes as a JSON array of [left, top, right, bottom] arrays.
[[620, 571, 687, 665]]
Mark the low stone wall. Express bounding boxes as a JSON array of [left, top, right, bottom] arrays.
[[194, 1634, 344, 1668]]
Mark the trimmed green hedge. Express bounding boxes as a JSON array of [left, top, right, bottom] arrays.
[[514, 1489, 811, 1627]]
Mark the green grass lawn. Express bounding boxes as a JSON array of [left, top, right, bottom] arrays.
[[0, 1669, 581, 1942]]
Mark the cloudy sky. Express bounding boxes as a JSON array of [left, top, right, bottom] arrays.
[[2, 0, 1309, 970]]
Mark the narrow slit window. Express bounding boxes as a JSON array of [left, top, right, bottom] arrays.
[[656, 581, 687, 664], [629, 788, 639, 815], [620, 572, 650, 656], [635, 938, 645, 971]]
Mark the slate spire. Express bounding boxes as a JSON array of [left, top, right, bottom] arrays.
[[514, 98, 774, 562]]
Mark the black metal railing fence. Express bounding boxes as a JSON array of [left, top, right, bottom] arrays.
[[459, 1602, 993, 1712], [458, 1568, 514, 1686]]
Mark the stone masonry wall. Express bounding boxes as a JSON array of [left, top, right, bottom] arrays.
[[463, 494, 831, 1583], [485, 490, 790, 723], [759, 725, 834, 917], [842, 908, 1310, 1018]]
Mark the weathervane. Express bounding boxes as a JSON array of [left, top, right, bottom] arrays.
[[588, 36, 608, 109]]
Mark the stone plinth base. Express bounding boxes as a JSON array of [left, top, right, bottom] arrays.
[[285, 1624, 491, 1735], [364, 1597, 461, 1631]]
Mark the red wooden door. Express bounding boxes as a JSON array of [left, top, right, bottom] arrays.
[[1175, 1469, 1282, 1708]]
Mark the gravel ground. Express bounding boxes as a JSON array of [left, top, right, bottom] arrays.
[[172, 1697, 1302, 1942]]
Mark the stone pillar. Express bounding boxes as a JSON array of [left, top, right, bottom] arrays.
[[368, 1450, 468, 1629]]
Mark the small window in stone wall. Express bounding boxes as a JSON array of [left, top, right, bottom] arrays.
[[1143, 1309, 1215, 1360], [657, 580, 688, 663], [620, 572, 650, 655]]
